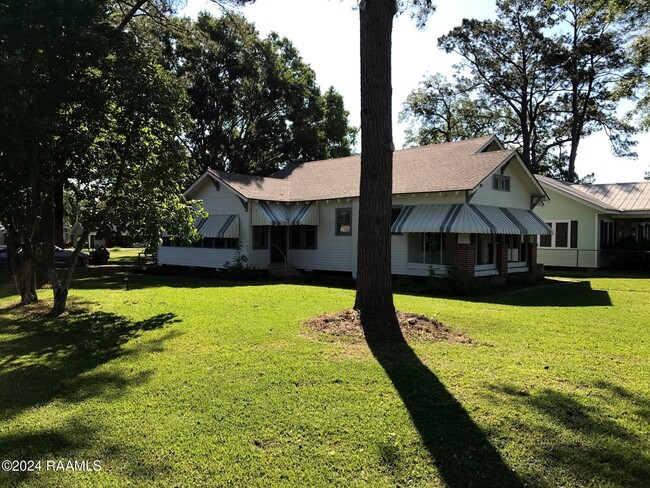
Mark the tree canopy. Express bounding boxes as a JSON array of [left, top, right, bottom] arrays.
[[0, 0, 200, 313], [400, 74, 517, 146], [156, 12, 357, 177], [435, 0, 647, 182]]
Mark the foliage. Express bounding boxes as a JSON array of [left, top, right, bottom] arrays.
[[426, 265, 486, 296], [156, 13, 357, 177], [221, 241, 262, 280], [0, 0, 201, 311], [437, 0, 647, 181], [0, 270, 648, 486], [400, 74, 517, 146]]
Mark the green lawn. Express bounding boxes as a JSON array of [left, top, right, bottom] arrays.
[[0, 268, 648, 487]]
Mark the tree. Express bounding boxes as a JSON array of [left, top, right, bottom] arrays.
[[439, 0, 563, 175], [0, 0, 200, 314], [400, 73, 518, 146], [551, 0, 641, 181], [354, 0, 434, 342], [157, 13, 356, 177], [605, 0, 650, 130], [438, 0, 646, 181]]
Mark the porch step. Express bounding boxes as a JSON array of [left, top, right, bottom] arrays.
[[267, 262, 300, 278]]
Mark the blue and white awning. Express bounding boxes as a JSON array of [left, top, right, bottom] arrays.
[[195, 215, 239, 238], [252, 202, 319, 226], [392, 204, 551, 235]]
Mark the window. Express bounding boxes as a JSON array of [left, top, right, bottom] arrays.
[[600, 221, 613, 248], [288, 226, 317, 249], [539, 221, 577, 249], [492, 175, 511, 191], [408, 233, 444, 265], [336, 208, 352, 236], [504, 234, 522, 262], [473, 234, 495, 265], [253, 226, 268, 249], [555, 222, 569, 248]]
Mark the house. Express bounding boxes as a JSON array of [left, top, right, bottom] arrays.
[[158, 135, 552, 281], [534, 176, 650, 268]]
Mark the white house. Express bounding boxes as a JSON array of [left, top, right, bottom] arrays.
[[534, 176, 650, 268], [158, 135, 552, 281]]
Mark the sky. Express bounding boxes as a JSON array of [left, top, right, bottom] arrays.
[[180, 0, 650, 184]]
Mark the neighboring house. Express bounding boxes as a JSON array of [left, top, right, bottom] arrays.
[[69, 222, 107, 249], [159, 135, 552, 281], [534, 176, 650, 268]]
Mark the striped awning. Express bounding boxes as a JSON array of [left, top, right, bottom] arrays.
[[503, 207, 553, 235], [392, 204, 552, 235], [196, 214, 239, 238], [252, 201, 319, 226]]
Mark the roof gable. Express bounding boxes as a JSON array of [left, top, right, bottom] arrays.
[[475, 152, 548, 202]]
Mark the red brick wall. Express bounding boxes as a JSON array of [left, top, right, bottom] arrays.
[[453, 244, 476, 278], [526, 242, 538, 269], [496, 242, 508, 277], [494, 242, 508, 285]]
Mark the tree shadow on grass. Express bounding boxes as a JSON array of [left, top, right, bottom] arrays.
[[394, 279, 613, 308], [486, 381, 650, 487], [0, 417, 173, 485], [367, 336, 523, 487], [0, 308, 180, 422]]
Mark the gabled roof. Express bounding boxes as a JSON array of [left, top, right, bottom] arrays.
[[536, 175, 650, 214], [189, 135, 545, 203]]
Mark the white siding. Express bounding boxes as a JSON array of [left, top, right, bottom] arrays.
[[158, 246, 237, 268], [288, 194, 465, 276], [534, 187, 599, 267], [288, 200, 355, 273], [183, 177, 254, 263], [471, 159, 537, 209]]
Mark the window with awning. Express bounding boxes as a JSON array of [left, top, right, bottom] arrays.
[[392, 204, 552, 236], [195, 214, 240, 238], [252, 202, 319, 226]]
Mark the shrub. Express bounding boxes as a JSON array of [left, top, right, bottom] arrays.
[[426, 265, 484, 296]]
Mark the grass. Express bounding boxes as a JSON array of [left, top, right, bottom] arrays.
[[0, 266, 648, 487]]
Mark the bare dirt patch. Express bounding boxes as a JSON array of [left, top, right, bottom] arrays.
[[305, 309, 474, 344]]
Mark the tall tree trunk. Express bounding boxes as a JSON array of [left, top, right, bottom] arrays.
[[38, 194, 55, 287], [54, 184, 65, 247], [8, 233, 39, 304], [354, 0, 402, 342]]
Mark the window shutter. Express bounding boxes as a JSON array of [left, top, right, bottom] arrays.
[[570, 221, 578, 248]]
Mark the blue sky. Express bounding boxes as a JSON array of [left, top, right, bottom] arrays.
[[181, 0, 650, 183]]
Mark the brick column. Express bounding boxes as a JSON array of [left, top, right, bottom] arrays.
[[495, 242, 508, 284], [453, 243, 476, 278], [526, 242, 538, 270], [526, 242, 543, 280]]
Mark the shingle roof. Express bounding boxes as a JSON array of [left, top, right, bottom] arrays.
[[210, 136, 524, 202], [536, 175, 650, 213]]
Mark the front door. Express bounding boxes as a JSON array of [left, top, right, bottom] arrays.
[[270, 226, 287, 263]]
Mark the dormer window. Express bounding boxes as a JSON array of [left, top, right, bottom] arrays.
[[493, 175, 510, 191]]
